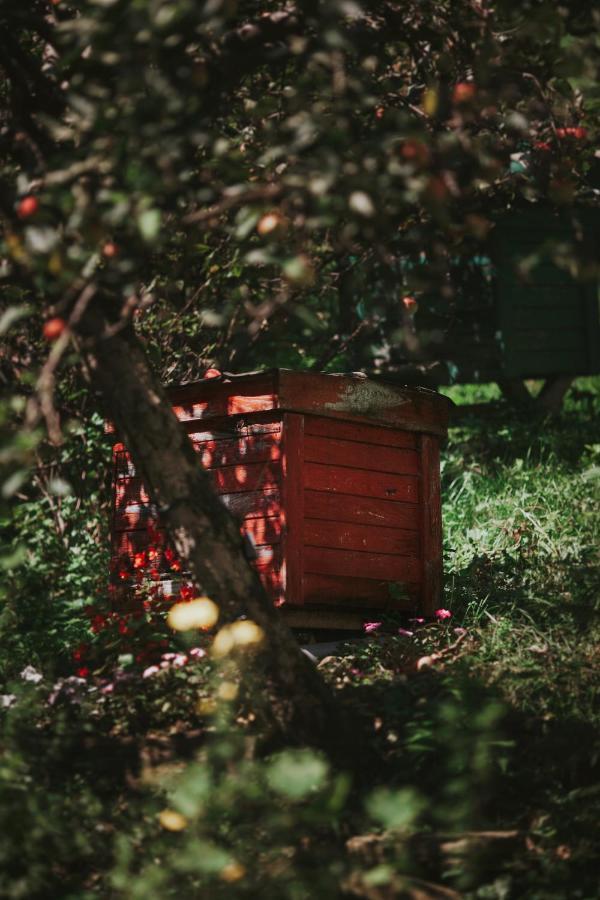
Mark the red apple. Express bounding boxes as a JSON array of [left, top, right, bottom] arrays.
[[400, 139, 430, 166], [102, 241, 119, 258], [452, 82, 476, 104], [42, 317, 67, 341], [17, 195, 39, 219]]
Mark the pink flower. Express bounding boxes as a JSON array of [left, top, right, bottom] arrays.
[[409, 617, 426, 625], [434, 608, 452, 621], [161, 652, 176, 661], [101, 683, 114, 694], [364, 622, 382, 633], [189, 647, 205, 658], [142, 665, 160, 678], [398, 628, 414, 637], [172, 654, 188, 667]]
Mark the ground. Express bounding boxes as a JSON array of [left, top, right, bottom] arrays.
[[1, 378, 598, 899]]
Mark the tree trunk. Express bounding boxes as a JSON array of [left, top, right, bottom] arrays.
[[79, 313, 362, 768]]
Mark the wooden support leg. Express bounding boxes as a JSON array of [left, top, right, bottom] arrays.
[[535, 376, 574, 413], [497, 378, 533, 407]]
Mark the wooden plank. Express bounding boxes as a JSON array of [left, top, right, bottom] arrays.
[[169, 372, 277, 422], [114, 502, 158, 532], [173, 392, 277, 422], [304, 415, 418, 449], [242, 515, 282, 548], [114, 477, 151, 511], [305, 519, 420, 557], [303, 573, 418, 608], [512, 304, 585, 330], [187, 421, 282, 440], [212, 460, 280, 494], [277, 371, 451, 437], [498, 284, 583, 307], [305, 462, 419, 503], [304, 545, 420, 581], [192, 433, 281, 469], [304, 490, 420, 531], [503, 348, 588, 377], [304, 434, 419, 475], [281, 607, 371, 630], [509, 329, 585, 353], [168, 371, 276, 406], [280, 413, 305, 605], [219, 487, 281, 520], [419, 434, 442, 615]]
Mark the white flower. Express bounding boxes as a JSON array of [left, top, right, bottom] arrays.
[[20, 666, 43, 684], [1, 694, 16, 708]]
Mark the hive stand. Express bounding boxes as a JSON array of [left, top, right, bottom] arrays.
[[110, 371, 452, 630]]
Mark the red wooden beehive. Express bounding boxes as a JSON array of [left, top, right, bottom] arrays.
[[110, 371, 452, 628]]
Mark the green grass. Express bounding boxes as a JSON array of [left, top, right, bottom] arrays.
[[1, 379, 598, 899], [322, 376, 600, 897]]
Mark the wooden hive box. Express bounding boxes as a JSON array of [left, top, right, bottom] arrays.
[[392, 206, 600, 399], [110, 371, 452, 629]]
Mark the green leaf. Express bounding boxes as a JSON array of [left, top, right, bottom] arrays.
[[365, 786, 425, 831], [137, 209, 161, 241], [267, 749, 329, 800]]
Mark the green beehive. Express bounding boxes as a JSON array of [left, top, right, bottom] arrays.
[[492, 207, 600, 379], [392, 206, 600, 403]]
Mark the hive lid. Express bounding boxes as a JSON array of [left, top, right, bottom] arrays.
[[168, 369, 453, 437]]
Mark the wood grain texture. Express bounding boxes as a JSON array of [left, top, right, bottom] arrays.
[[304, 545, 420, 582], [305, 462, 419, 503], [304, 434, 419, 474], [304, 415, 418, 449], [419, 434, 443, 615], [192, 433, 281, 469], [280, 413, 304, 605], [304, 490, 420, 531], [305, 519, 420, 557], [303, 573, 418, 608]]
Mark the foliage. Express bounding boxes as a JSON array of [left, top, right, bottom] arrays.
[[0, 3, 599, 898], [0, 381, 598, 898]]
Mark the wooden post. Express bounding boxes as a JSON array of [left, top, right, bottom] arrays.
[[281, 412, 305, 606], [419, 434, 442, 615]]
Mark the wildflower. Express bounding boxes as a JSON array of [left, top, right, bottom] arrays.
[[1, 694, 16, 708], [398, 628, 414, 637], [434, 608, 452, 621], [72, 644, 88, 662], [172, 654, 188, 667], [76, 667, 90, 678], [363, 622, 382, 634], [409, 617, 426, 624], [20, 666, 43, 684], [189, 647, 206, 659], [142, 665, 160, 678]]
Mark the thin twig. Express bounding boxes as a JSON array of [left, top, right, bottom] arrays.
[[183, 183, 282, 225], [25, 283, 97, 444]]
